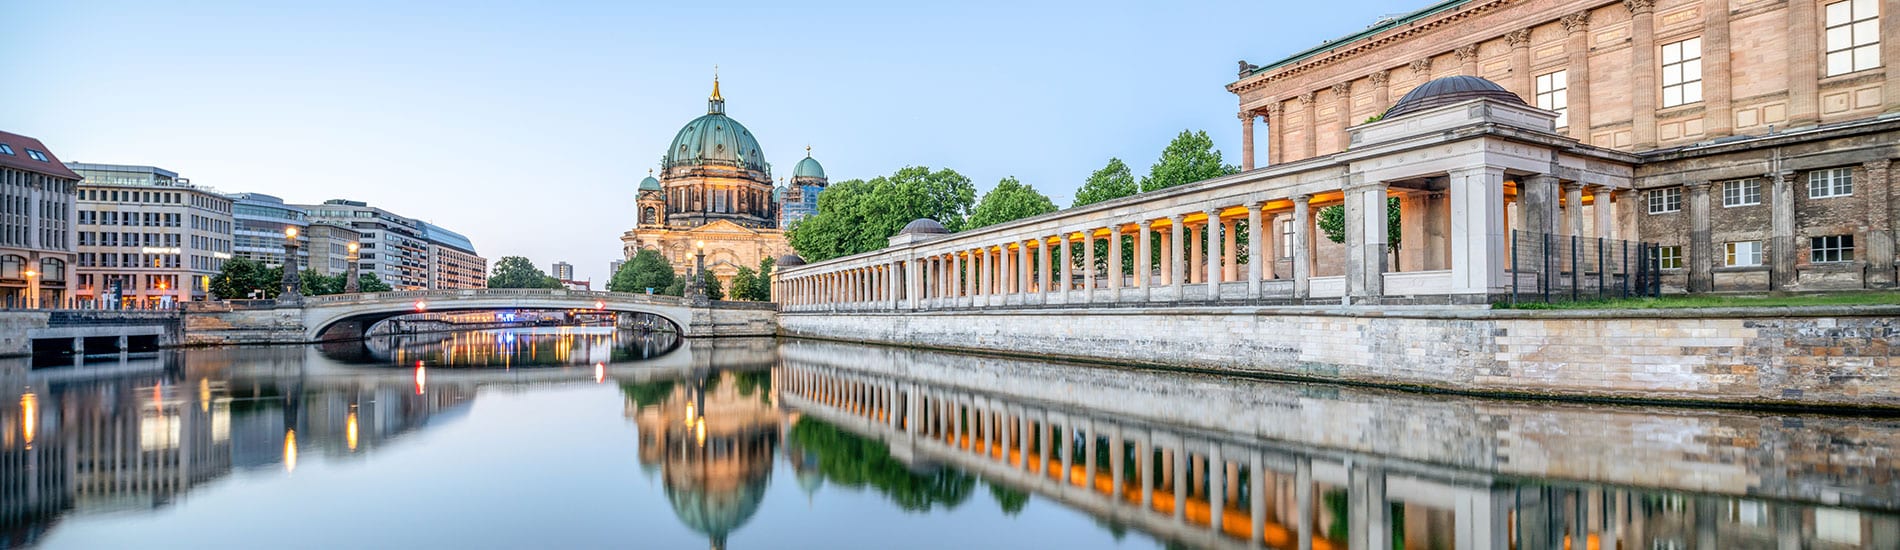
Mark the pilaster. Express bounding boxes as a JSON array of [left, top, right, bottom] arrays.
[[1770, 173, 1796, 290], [1786, 0, 1820, 126], [1866, 160, 1896, 287], [1687, 182, 1714, 292], [1506, 29, 1533, 101], [1701, 0, 1733, 138], [1626, 0, 1657, 150], [1562, 11, 1593, 141]]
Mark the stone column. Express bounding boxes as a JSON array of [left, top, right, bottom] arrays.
[[1564, 182, 1585, 237], [1137, 220, 1154, 301], [1770, 174, 1796, 290], [1345, 181, 1390, 300], [1592, 186, 1616, 240], [1267, 103, 1286, 166], [1060, 233, 1074, 301], [1866, 160, 1896, 286], [1241, 112, 1256, 171], [1206, 210, 1222, 298], [1786, 0, 1820, 126], [1370, 70, 1391, 112], [1562, 11, 1593, 140], [1169, 215, 1186, 298], [1508, 29, 1534, 101], [1247, 203, 1264, 297], [1687, 182, 1715, 292], [1018, 239, 1031, 296], [1701, 0, 1733, 138], [1108, 225, 1124, 294], [1083, 229, 1097, 303], [1333, 82, 1354, 152], [1188, 225, 1203, 284], [1299, 92, 1318, 160], [1627, 0, 1658, 150], [1159, 226, 1172, 285], [1450, 167, 1508, 295], [1522, 174, 1561, 236], [1222, 218, 1238, 282], [1293, 196, 1313, 298]]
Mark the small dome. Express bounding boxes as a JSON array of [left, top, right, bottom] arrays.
[[1382, 76, 1527, 119], [639, 175, 661, 191], [792, 156, 825, 180], [775, 254, 806, 267], [899, 218, 949, 235]]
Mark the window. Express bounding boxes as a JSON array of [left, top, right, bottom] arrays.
[[1280, 219, 1293, 258], [24, 149, 48, 162], [1812, 235, 1855, 263], [1656, 246, 1683, 269], [1809, 168, 1854, 198], [1661, 38, 1703, 107], [1725, 241, 1763, 267], [1648, 187, 1682, 214], [0, 144, 12, 155], [1826, 0, 1881, 76], [1535, 70, 1568, 127], [1722, 179, 1761, 207]]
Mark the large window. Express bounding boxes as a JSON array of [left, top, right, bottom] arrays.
[[1280, 219, 1293, 258], [1648, 187, 1682, 214], [1826, 0, 1881, 76], [1536, 70, 1569, 127], [1656, 245, 1683, 269], [1725, 241, 1763, 267], [1809, 167, 1854, 198], [1811, 235, 1855, 263], [1722, 179, 1761, 207], [1661, 37, 1703, 107]]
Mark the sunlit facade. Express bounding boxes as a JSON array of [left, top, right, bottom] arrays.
[[69, 163, 233, 304]]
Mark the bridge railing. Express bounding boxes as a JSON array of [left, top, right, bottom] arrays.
[[296, 288, 689, 307]]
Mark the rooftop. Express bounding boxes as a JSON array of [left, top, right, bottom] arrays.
[[1240, 0, 1473, 79], [0, 132, 83, 180]]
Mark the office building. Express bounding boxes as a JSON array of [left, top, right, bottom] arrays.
[[0, 130, 80, 308], [69, 163, 232, 304]]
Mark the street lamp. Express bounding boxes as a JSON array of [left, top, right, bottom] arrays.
[[280, 226, 303, 305], [344, 241, 361, 293], [21, 269, 35, 309], [688, 240, 709, 305]]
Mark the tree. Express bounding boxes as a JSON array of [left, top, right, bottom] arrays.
[[988, 484, 1030, 516], [608, 249, 677, 294], [487, 256, 562, 289], [210, 258, 278, 299], [358, 272, 394, 293], [1316, 198, 1404, 264], [969, 177, 1058, 229], [786, 166, 977, 261], [728, 266, 761, 302], [753, 256, 774, 302], [695, 269, 724, 301], [1140, 130, 1238, 192], [300, 272, 342, 296], [1072, 158, 1139, 208]]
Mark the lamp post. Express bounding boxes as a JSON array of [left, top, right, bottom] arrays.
[[22, 269, 36, 310], [688, 240, 709, 306], [344, 242, 361, 293], [280, 227, 303, 305]]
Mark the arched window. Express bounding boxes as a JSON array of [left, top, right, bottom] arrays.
[[642, 207, 657, 224], [0, 255, 23, 279], [39, 258, 65, 282]]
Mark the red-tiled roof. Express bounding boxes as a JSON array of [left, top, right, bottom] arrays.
[[0, 130, 82, 180]]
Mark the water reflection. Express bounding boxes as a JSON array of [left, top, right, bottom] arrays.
[[1, 331, 1896, 549]]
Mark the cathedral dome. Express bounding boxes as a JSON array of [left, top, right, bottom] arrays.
[[1383, 76, 1527, 119], [792, 155, 825, 180], [639, 173, 662, 191], [663, 79, 769, 174]]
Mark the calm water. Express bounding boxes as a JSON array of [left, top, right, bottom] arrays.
[[2, 328, 1897, 549]]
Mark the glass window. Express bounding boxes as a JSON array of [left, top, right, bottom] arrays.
[[1809, 168, 1854, 198], [1648, 187, 1682, 214], [1536, 70, 1569, 127], [24, 149, 48, 162], [1825, 0, 1881, 76], [0, 144, 12, 155], [1656, 245, 1683, 269], [1725, 241, 1763, 267], [1280, 219, 1293, 258], [1722, 179, 1761, 207], [1811, 235, 1855, 263], [1661, 38, 1703, 107]]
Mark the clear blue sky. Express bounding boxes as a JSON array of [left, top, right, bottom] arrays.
[[4, 0, 1425, 284]]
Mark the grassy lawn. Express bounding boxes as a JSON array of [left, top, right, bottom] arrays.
[[1495, 291, 1900, 310]]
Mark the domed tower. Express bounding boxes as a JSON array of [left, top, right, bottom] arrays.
[[637, 169, 666, 228], [660, 77, 777, 229], [778, 147, 828, 227]]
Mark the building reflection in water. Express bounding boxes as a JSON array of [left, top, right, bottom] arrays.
[[328, 326, 682, 368], [624, 357, 780, 549]]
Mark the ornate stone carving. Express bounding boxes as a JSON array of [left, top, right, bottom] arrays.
[[1267, 102, 1285, 117], [1331, 81, 1353, 98], [1622, 0, 1654, 14], [1368, 70, 1390, 86], [1238, 110, 1256, 121], [1456, 44, 1480, 63], [1506, 29, 1532, 48], [1299, 92, 1318, 106], [1409, 58, 1433, 75], [1561, 11, 1591, 33], [1238, 60, 1259, 76]]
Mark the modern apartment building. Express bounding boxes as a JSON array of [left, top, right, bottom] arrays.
[[229, 192, 308, 269], [68, 163, 233, 305], [304, 222, 362, 277], [298, 200, 484, 290], [0, 131, 80, 308]]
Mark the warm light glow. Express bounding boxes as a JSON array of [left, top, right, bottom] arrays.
[[285, 227, 299, 240], [346, 411, 359, 452], [199, 378, 210, 412], [20, 393, 37, 448], [695, 240, 705, 250], [594, 362, 605, 384], [283, 429, 298, 473], [21, 270, 33, 278], [695, 420, 707, 446], [347, 242, 359, 254], [415, 300, 428, 312], [158, 280, 169, 290], [594, 300, 605, 310], [415, 363, 427, 395], [685, 403, 696, 424]]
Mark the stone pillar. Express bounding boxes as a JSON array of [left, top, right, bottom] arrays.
[[1060, 233, 1074, 301], [1592, 186, 1616, 240], [1293, 196, 1313, 298], [1507, 29, 1533, 101], [1241, 112, 1256, 171], [1701, 0, 1733, 138], [1627, 0, 1658, 150], [1188, 225, 1203, 284], [1770, 173, 1796, 290], [1562, 11, 1592, 140], [1522, 174, 1561, 236], [1564, 182, 1585, 237], [1247, 203, 1264, 297], [1786, 0, 1820, 126], [1206, 211, 1222, 298], [1333, 82, 1354, 152], [1108, 225, 1123, 294], [1687, 182, 1715, 292], [1083, 229, 1097, 303], [1018, 239, 1030, 296], [1137, 220, 1154, 300], [1267, 103, 1286, 166], [1370, 70, 1391, 112], [1450, 167, 1507, 295], [1865, 160, 1896, 287], [1222, 218, 1238, 281], [1169, 215, 1186, 298], [1299, 92, 1318, 160], [1345, 181, 1389, 300], [1889, 0, 1900, 115]]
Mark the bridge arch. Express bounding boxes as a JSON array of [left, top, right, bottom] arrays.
[[300, 289, 691, 342]]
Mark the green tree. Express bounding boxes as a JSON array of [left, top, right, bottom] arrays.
[[1072, 158, 1139, 208], [608, 249, 677, 294], [300, 272, 342, 296], [1140, 130, 1238, 193], [787, 166, 977, 261], [695, 269, 724, 301], [788, 417, 976, 512], [988, 484, 1031, 516], [969, 177, 1058, 229], [1316, 198, 1404, 264], [487, 256, 563, 289], [358, 272, 394, 293], [728, 266, 760, 302], [210, 258, 279, 299], [753, 256, 774, 302]]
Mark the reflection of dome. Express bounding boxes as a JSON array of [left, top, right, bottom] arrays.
[[665, 477, 767, 546], [899, 218, 949, 235], [792, 156, 825, 180], [663, 79, 768, 173], [1383, 76, 1527, 119], [775, 254, 806, 267]]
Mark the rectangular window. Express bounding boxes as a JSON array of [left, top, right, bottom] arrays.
[[1809, 168, 1854, 198], [1657, 245, 1683, 269], [1661, 37, 1703, 107], [1826, 0, 1881, 76], [1721, 179, 1761, 207], [1811, 234, 1855, 263], [1280, 219, 1293, 258], [24, 149, 48, 162], [1725, 241, 1763, 267], [0, 144, 12, 155], [1535, 70, 1568, 127], [1648, 187, 1682, 214]]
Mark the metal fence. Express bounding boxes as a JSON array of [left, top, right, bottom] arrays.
[[1509, 230, 1661, 305]]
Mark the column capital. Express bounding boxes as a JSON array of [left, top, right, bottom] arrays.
[[1561, 11, 1591, 33], [1298, 92, 1318, 106], [1266, 102, 1285, 117], [1168, 213, 1186, 222], [1137, 219, 1153, 229], [1296, 193, 1314, 203], [1409, 58, 1433, 75], [1560, 180, 1585, 191], [1684, 181, 1712, 191], [1331, 81, 1352, 98], [1505, 28, 1532, 48], [1454, 44, 1480, 64], [1368, 69, 1390, 86], [1238, 110, 1256, 122], [1246, 201, 1264, 212], [1622, 0, 1654, 15]]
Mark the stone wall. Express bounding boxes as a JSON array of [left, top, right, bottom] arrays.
[[780, 305, 1900, 410], [685, 301, 778, 338]]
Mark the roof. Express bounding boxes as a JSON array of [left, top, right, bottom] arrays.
[[1383, 76, 1526, 119], [417, 221, 479, 254], [899, 218, 949, 235], [1243, 0, 1474, 78], [0, 131, 82, 180]]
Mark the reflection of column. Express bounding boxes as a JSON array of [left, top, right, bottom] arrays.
[[1109, 428, 1124, 498], [1349, 465, 1389, 550], [1208, 446, 1224, 533], [1083, 425, 1097, 491], [1296, 459, 1313, 550], [1018, 414, 1031, 469], [1251, 452, 1267, 544], [1173, 445, 1187, 521], [1038, 418, 1052, 476], [1138, 439, 1153, 509], [1059, 420, 1074, 486]]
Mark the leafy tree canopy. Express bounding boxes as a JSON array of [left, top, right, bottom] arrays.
[[789, 417, 976, 512], [1140, 130, 1237, 193], [209, 258, 279, 300], [608, 249, 677, 294], [1317, 198, 1403, 253], [487, 256, 563, 289], [695, 269, 724, 301], [1072, 157, 1138, 208], [787, 166, 977, 262], [724, 256, 774, 302], [969, 177, 1058, 229]]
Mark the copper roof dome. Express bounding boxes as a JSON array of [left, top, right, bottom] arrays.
[[1382, 76, 1527, 119]]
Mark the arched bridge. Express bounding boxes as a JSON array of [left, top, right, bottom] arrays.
[[300, 289, 692, 341]]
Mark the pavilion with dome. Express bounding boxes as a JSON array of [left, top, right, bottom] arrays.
[[622, 77, 830, 288]]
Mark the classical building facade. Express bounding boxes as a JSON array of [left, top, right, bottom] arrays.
[[0, 131, 79, 308], [1232, 0, 1900, 292], [621, 79, 803, 288], [69, 163, 233, 305]]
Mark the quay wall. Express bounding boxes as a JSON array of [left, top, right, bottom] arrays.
[[778, 305, 1900, 410]]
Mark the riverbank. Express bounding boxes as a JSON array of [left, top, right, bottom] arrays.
[[778, 304, 1900, 411]]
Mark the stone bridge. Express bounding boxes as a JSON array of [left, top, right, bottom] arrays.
[[183, 289, 777, 345]]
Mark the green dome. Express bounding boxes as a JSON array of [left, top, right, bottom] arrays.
[[792, 156, 825, 180], [640, 175, 662, 191], [663, 86, 768, 174]]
